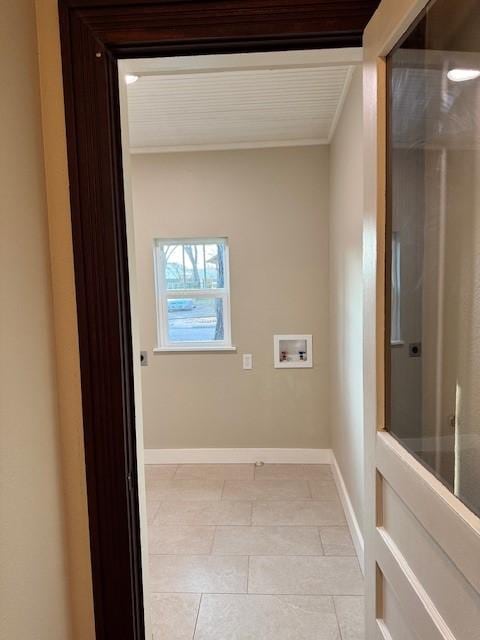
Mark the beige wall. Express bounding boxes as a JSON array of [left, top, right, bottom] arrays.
[[34, 1, 95, 635], [131, 146, 330, 449], [0, 1, 72, 638], [329, 67, 364, 530]]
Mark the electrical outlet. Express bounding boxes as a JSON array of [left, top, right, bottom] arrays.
[[408, 342, 421, 358], [243, 353, 253, 370]]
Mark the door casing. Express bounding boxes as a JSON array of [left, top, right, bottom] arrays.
[[57, 1, 379, 637]]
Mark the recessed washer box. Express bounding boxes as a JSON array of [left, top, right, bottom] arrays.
[[274, 334, 313, 368]]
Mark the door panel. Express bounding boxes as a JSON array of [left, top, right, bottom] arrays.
[[382, 480, 480, 638], [382, 582, 420, 640], [376, 434, 480, 593], [363, 0, 480, 638]]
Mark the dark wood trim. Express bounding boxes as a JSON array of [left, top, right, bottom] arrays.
[[59, 10, 144, 640], [58, 1, 379, 638]]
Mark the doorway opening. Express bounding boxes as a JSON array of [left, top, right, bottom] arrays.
[[118, 48, 365, 639], [56, 1, 480, 638]]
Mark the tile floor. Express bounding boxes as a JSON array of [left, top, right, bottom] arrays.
[[145, 463, 364, 640]]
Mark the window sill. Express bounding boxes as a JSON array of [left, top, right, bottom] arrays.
[[153, 346, 237, 353]]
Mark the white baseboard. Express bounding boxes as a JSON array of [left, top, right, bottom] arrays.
[[331, 453, 365, 573], [144, 448, 332, 465]]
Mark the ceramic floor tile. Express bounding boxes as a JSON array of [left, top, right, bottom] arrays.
[[309, 480, 340, 500], [248, 556, 363, 595], [148, 525, 215, 555], [212, 526, 323, 556], [153, 500, 252, 525], [150, 555, 248, 594], [150, 593, 200, 640], [252, 500, 346, 526], [147, 502, 161, 526], [334, 596, 365, 640], [146, 479, 224, 502], [145, 464, 178, 482], [223, 479, 310, 501], [254, 464, 333, 480], [174, 464, 254, 481], [145, 464, 363, 637], [320, 527, 356, 556], [194, 594, 340, 640]]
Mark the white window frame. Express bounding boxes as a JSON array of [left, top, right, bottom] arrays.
[[153, 237, 235, 352]]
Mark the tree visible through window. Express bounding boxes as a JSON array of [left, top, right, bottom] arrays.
[[154, 238, 232, 349]]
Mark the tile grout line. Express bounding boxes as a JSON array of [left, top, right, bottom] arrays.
[[192, 593, 203, 640], [148, 500, 162, 525], [317, 526, 325, 556], [149, 589, 364, 597], [149, 552, 357, 557], [150, 499, 343, 504], [307, 479, 313, 499], [151, 523, 345, 527], [149, 553, 361, 559], [148, 524, 217, 529], [331, 595, 345, 640], [189, 498, 338, 500], [151, 522, 253, 527], [209, 526, 216, 555]]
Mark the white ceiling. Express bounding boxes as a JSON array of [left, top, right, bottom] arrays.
[[123, 49, 361, 153]]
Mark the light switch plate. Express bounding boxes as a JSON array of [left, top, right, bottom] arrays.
[[243, 354, 253, 369]]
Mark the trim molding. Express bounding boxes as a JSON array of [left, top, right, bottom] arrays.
[[131, 138, 328, 154], [145, 448, 332, 465], [377, 431, 480, 593], [331, 453, 365, 572], [327, 65, 355, 142], [376, 620, 394, 640], [376, 528, 454, 640]]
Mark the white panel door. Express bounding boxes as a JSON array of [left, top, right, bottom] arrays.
[[363, 1, 480, 638]]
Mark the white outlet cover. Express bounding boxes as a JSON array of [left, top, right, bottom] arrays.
[[243, 354, 253, 369]]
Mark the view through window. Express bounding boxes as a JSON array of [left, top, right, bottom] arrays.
[[154, 238, 232, 348], [387, 0, 480, 516]]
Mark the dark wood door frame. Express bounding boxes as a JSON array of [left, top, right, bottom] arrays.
[[58, 1, 377, 637]]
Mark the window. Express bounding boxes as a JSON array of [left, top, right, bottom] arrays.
[[153, 238, 233, 351], [387, 0, 480, 516]]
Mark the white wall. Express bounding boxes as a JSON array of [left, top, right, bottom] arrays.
[[131, 146, 330, 450], [329, 67, 364, 531], [0, 1, 72, 638]]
